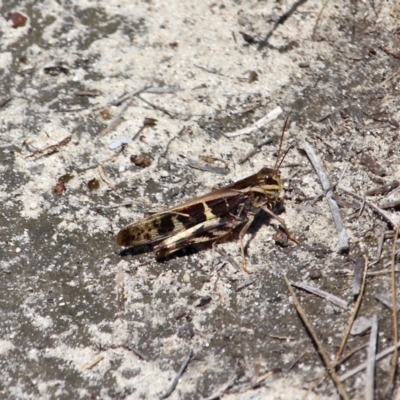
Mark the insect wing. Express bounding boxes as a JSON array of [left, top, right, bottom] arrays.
[[116, 190, 246, 248], [154, 215, 245, 258]]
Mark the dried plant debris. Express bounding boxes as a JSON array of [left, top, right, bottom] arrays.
[[186, 158, 229, 175], [380, 199, 400, 210], [75, 90, 101, 97], [142, 117, 157, 127], [87, 178, 100, 191], [365, 181, 399, 196], [53, 181, 66, 195], [352, 257, 365, 296], [290, 281, 348, 309], [100, 108, 113, 120], [25, 135, 72, 158], [374, 293, 400, 312], [132, 117, 158, 140], [44, 65, 70, 76], [6, 12, 27, 28], [351, 316, 373, 336], [360, 153, 386, 176], [130, 154, 151, 168]]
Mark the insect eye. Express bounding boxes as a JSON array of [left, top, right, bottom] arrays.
[[264, 176, 276, 184]]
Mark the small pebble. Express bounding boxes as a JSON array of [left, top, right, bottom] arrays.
[[182, 272, 190, 283], [309, 268, 321, 280], [109, 136, 129, 150]]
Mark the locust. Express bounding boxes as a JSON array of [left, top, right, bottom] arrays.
[[116, 123, 298, 272]]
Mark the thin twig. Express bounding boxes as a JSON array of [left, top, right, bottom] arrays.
[[82, 355, 104, 370], [25, 135, 72, 158], [370, 229, 388, 266], [98, 86, 150, 137], [285, 276, 349, 400], [365, 315, 378, 400], [336, 256, 368, 361], [352, 257, 365, 296], [159, 349, 194, 400], [112, 86, 153, 106], [380, 199, 400, 209], [186, 159, 229, 175], [386, 217, 400, 395], [157, 128, 184, 165], [365, 181, 400, 196], [121, 345, 148, 361], [98, 165, 116, 190], [339, 187, 399, 229], [304, 343, 369, 398], [236, 278, 256, 291], [312, 0, 328, 40], [309, 163, 348, 206], [100, 99, 134, 138], [136, 94, 176, 118], [290, 282, 348, 309], [374, 293, 400, 311], [203, 374, 237, 400], [215, 248, 241, 272], [238, 137, 274, 164], [302, 141, 349, 252], [340, 340, 400, 381], [224, 106, 283, 137]]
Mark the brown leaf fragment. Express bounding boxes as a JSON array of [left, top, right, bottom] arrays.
[[198, 155, 218, 164], [247, 70, 258, 83], [130, 154, 151, 168], [58, 173, 74, 183], [87, 178, 100, 191], [239, 31, 257, 44], [273, 227, 289, 247], [353, 257, 365, 296], [380, 199, 400, 210], [44, 66, 70, 76], [196, 296, 212, 307], [365, 180, 399, 196], [187, 159, 229, 175], [53, 181, 66, 195], [142, 117, 157, 127], [26, 135, 71, 158], [360, 153, 386, 176], [100, 109, 113, 120], [7, 12, 27, 28]]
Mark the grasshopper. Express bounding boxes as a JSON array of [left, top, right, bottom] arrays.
[[116, 122, 297, 272]]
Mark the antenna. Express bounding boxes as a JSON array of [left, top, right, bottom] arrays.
[[274, 113, 292, 171]]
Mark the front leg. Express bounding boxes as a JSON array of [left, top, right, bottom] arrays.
[[237, 212, 256, 273], [260, 205, 300, 245]]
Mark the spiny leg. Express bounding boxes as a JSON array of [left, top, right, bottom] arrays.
[[260, 205, 300, 245], [154, 217, 240, 258]]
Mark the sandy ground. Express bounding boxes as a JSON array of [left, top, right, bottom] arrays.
[[1, 0, 400, 399]]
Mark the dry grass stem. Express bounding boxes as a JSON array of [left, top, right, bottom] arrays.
[[365, 315, 378, 400], [285, 276, 349, 400], [335, 256, 368, 361], [224, 106, 283, 137], [302, 141, 349, 252]]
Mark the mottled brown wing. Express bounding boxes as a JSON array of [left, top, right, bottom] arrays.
[[154, 215, 245, 258], [116, 190, 246, 247]]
